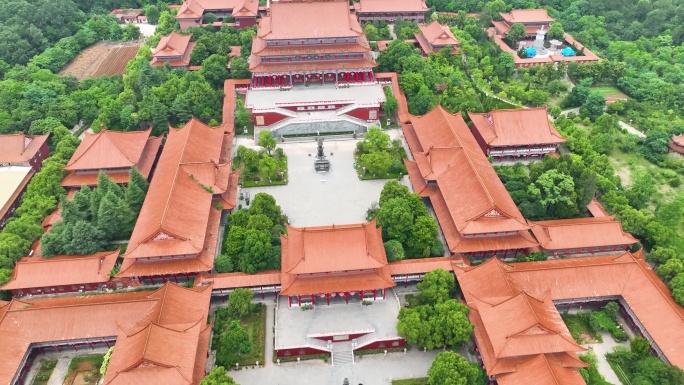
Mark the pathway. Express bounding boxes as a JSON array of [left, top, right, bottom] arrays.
[[582, 331, 630, 385], [388, 24, 397, 40], [47, 358, 70, 385], [618, 120, 645, 138], [265, 302, 275, 366]]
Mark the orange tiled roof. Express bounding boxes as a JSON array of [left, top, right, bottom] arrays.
[[0, 250, 119, 291], [152, 33, 197, 67], [251, 36, 371, 57], [455, 252, 684, 371], [61, 135, 162, 187], [405, 106, 530, 236], [64, 128, 154, 171], [0, 133, 49, 164], [388, 256, 462, 276], [248, 55, 377, 73], [500, 9, 555, 24], [529, 217, 638, 251], [0, 283, 212, 385], [222, 79, 251, 125], [354, 0, 428, 13], [195, 270, 282, 289], [120, 119, 237, 275], [279, 221, 395, 295], [258, 1, 363, 40], [468, 108, 566, 147], [586, 197, 610, 218], [416, 20, 459, 47], [176, 0, 258, 19]]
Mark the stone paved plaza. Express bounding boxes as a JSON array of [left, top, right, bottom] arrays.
[[275, 292, 401, 349], [229, 348, 440, 385], [238, 136, 410, 227]]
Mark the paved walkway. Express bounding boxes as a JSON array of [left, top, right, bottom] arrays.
[[265, 302, 275, 366], [618, 120, 645, 138], [230, 347, 439, 385], [582, 331, 630, 385], [48, 358, 70, 385]]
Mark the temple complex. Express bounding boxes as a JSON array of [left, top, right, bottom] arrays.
[[117, 118, 239, 284], [151, 31, 198, 69], [492, 9, 556, 38], [403, 106, 539, 261], [0, 250, 119, 297], [176, 0, 258, 30], [414, 20, 460, 56], [1, 283, 212, 385], [455, 252, 684, 383], [245, 0, 386, 138], [468, 108, 566, 163], [61, 128, 162, 189], [353, 0, 429, 23]]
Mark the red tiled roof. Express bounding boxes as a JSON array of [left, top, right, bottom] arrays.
[[152, 33, 196, 67], [0, 283, 212, 385], [249, 55, 377, 73], [586, 197, 610, 218], [468, 108, 566, 147], [529, 217, 638, 251], [195, 270, 281, 289], [456, 252, 684, 371], [354, 0, 428, 14], [671, 134, 684, 147], [500, 9, 555, 24], [258, 1, 363, 40], [388, 256, 462, 276], [406, 106, 529, 235], [0, 250, 119, 291], [61, 135, 162, 187], [279, 221, 395, 295], [121, 119, 237, 275], [375, 73, 410, 124], [65, 128, 154, 171], [176, 0, 258, 19], [415, 20, 459, 50], [222, 79, 251, 125], [251, 36, 371, 56], [0, 133, 49, 165]]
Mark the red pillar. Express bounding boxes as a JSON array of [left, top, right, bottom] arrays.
[[326, 293, 330, 306], [373, 290, 377, 301], [173, 273, 178, 283], [355, 72, 359, 82], [382, 289, 386, 300], [278, 76, 282, 86], [288, 296, 292, 307], [360, 290, 364, 301], [503, 249, 509, 259], [346, 72, 350, 82], [311, 294, 315, 304], [261, 287, 265, 299], [298, 295, 301, 306], [405, 274, 408, 288], [345, 292, 349, 304]]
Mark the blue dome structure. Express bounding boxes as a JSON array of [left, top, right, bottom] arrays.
[[524, 47, 537, 58], [561, 47, 576, 57]]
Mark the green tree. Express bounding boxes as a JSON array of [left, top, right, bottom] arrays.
[[384, 240, 405, 262], [432, 300, 474, 348], [377, 198, 414, 243], [0, 267, 12, 286], [201, 54, 229, 88], [417, 269, 455, 305], [547, 22, 565, 40], [200, 367, 239, 385], [657, 257, 684, 281], [238, 229, 275, 273], [358, 127, 390, 154], [224, 225, 247, 257], [583, 91, 606, 121], [670, 273, 684, 306], [382, 89, 399, 118], [216, 320, 251, 367], [639, 130, 670, 164], [215, 254, 233, 273], [248, 193, 282, 227], [625, 171, 656, 209], [528, 169, 577, 212], [361, 151, 392, 176], [122, 23, 140, 41], [408, 215, 438, 257], [257, 130, 277, 156], [363, 23, 380, 41], [230, 57, 250, 79], [631, 337, 651, 359], [563, 78, 593, 108], [143, 5, 161, 24], [125, 168, 148, 213], [203, 13, 218, 24], [428, 351, 484, 385], [506, 23, 527, 47], [97, 191, 135, 240], [379, 180, 412, 206], [604, 301, 619, 320], [228, 288, 254, 317]]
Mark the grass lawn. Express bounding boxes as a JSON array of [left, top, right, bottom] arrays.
[[591, 86, 629, 101], [234, 304, 267, 367], [562, 313, 602, 344], [31, 359, 57, 385], [392, 378, 429, 385], [354, 152, 407, 180]]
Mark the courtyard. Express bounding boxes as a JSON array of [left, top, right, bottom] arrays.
[[275, 291, 401, 351], [238, 135, 411, 226]]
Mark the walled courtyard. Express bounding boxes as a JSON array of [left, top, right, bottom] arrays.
[[238, 134, 410, 227]]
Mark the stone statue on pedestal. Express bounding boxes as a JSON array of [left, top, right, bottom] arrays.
[[314, 136, 331, 172]]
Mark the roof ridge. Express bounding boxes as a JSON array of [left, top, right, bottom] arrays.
[[628, 255, 684, 321], [103, 129, 147, 164], [540, 354, 563, 385], [8, 297, 158, 312]]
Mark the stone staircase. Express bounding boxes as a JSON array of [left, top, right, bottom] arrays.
[[332, 346, 354, 366]]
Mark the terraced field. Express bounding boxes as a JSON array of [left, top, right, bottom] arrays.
[[59, 41, 140, 80]]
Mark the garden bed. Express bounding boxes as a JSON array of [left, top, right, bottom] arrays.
[[31, 359, 57, 385], [392, 378, 428, 385], [236, 146, 288, 187], [563, 313, 602, 344], [214, 303, 267, 369], [63, 355, 104, 385]]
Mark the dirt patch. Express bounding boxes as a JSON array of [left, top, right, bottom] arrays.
[[59, 41, 141, 80], [62, 361, 100, 385], [578, 332, 600, 344]]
